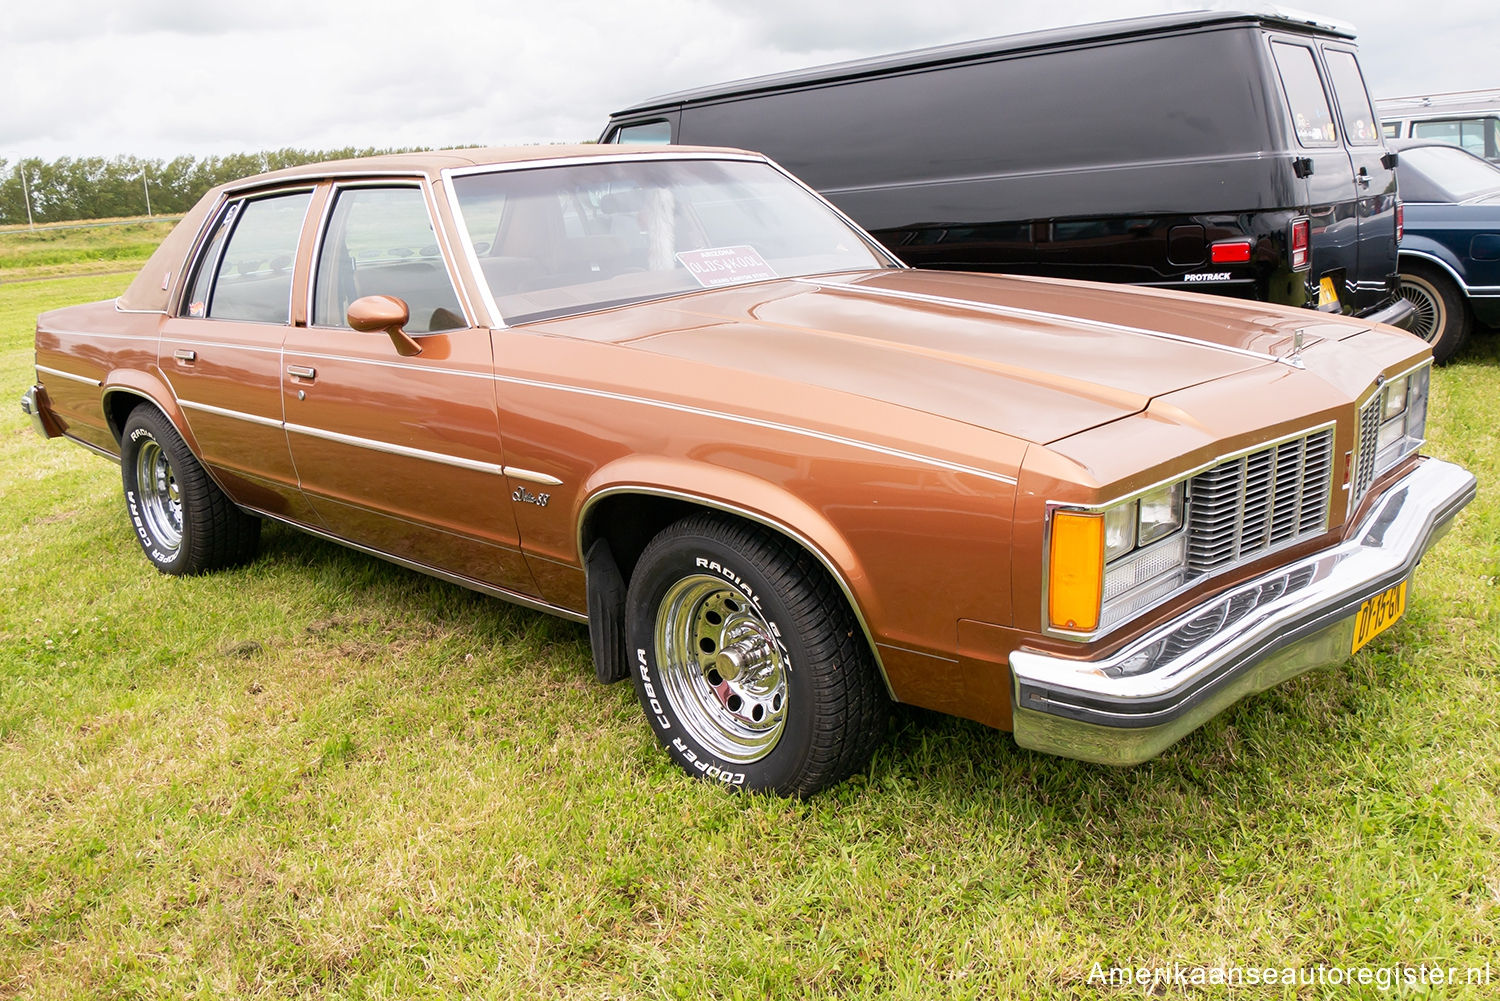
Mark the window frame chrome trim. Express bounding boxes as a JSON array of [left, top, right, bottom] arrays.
[[304, 178, 479, 334], [179, 186, 318, 324]]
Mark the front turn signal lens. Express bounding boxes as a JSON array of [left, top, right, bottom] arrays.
[[1049, 511, 1104, 631]]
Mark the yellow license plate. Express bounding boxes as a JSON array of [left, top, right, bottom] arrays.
[[1318, 276, 1340, 308], [1351, 580, 1407, 654]]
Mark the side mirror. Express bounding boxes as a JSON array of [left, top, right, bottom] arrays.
[[347, 295, 423, 357]]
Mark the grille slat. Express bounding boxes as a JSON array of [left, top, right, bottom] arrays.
[[1186, 428, 1333, 579]]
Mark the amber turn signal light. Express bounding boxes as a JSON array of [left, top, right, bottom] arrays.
[[1049, 511, 1104, 631]]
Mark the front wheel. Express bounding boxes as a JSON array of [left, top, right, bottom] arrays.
[[120, 407, 260, 575], [625, 513, 887, 796], [1398, 262, 1471, 364]]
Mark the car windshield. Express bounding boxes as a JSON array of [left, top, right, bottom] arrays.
[[1401, 144, 1500, 201], [450, 157, 895, 324]]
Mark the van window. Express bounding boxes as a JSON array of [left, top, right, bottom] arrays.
[[1271, 42, 1337, 147], [1381, 121, 1401, 139], [1322, 49, 1380, 145], [610, 120, 672, 145]]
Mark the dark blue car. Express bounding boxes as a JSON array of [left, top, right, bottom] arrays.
[[1393, 138, 1500, 362]]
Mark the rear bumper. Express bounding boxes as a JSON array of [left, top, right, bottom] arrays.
[[20, 384, 57, 440], [1358, 295, 1417, 330], [1010, 457, 1476, 766]]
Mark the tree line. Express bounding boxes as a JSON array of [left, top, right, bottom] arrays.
[[0, 148, 423, 225]]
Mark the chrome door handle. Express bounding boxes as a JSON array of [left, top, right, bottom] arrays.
[[1357, 167, 1371, 188], [287, 365, 317, 380], [173, 349, 196, 363]]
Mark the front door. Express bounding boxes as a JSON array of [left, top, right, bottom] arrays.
[[281, 183, 535, 596]]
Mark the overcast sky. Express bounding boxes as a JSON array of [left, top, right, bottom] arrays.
[[2, 0, 1495, 162]]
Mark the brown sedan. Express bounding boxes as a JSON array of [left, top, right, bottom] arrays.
[[22, 146, 1476, 794]]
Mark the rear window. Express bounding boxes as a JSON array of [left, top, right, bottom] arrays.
[[1322, 49, 1380, 145], [1272, 42, 1337, 147]]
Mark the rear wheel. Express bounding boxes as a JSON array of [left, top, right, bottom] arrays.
[[1398, 262, 1470, 364], [120, 407, 260, 575], [625, 513, 887, 796]]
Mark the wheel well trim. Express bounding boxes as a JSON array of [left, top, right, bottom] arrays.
[[1399, 248, 1470, 291], [100, 381, 196, 450], [577, 485, 897, 699]]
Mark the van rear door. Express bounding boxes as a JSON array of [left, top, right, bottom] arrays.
[[1269, 38, 1355, 312], [1321, 45, 1399, 313]]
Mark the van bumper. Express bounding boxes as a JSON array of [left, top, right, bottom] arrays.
[[1010, 457, 1475, 766], [1358, 296, 1417, 331]]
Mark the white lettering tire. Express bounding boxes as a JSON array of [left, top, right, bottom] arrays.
[[625, 513, 887, 796], [119, 407, 260, 576]]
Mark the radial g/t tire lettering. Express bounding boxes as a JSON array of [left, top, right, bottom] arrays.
[[119, 406, 260, 575], [625, 512, 887, 796]]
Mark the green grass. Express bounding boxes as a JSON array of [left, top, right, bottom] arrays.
[[0, 218, 179, 281], [2, 267, 1498, 999]]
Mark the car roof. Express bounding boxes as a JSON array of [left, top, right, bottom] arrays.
[[1377, 90, 1500, 119], [221, 143, 760, 191], [611, 9, 1356, 115]]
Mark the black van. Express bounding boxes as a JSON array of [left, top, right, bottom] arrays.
[[602, 10, 1414, 327]]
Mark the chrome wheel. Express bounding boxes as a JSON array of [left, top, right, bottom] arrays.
[[654, 574, 789, 763], [1398, 272, 1445, 344], [134, 438, 182, 553]]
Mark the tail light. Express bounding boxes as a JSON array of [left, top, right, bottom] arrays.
[[1289, 217, 1310, 270], [1395, 202, 1404, 243], [1209, 239, 1254, 264]]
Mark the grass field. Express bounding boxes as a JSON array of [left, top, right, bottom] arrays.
[[2, 229, 1498, 998], [0, 217, 179, 282]]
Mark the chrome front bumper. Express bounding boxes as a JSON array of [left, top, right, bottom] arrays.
[[1011, 457, 1476, 766]]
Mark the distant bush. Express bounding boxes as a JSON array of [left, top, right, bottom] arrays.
[[0, 148, 428, 225]]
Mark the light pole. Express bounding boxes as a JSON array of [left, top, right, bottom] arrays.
[[142, 165, 152, 217], [20, 164, 35, 229]]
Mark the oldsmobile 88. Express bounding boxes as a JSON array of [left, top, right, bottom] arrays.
[[23, 146, 1476, 794]]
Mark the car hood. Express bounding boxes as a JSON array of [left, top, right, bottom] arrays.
[[548, 270, 1357, 444]]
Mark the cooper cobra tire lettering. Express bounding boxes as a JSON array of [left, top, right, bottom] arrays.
[[625, 512, 887, 796]]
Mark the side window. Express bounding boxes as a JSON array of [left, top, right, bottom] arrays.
[[200, 192, 312, 323], [609, 120, 672, 145], [1381, 121, 1400, 139], [1271, 42, 1337, 147], [312, 186, 466, 334], [1412, 118, 1493, 158], [1322, 49, 1380, 145]]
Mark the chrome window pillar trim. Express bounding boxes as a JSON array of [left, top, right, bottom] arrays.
[[284, 422, 505, 476], [303, 178, 479, 332], [792, 279, 1281, 364], [491, 373, 1018, 486], [577, 485, 897, 699]]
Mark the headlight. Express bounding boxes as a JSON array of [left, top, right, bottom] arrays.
[[1381, 374, 1409, 420], [1137, 483, 1185, 546], [1048, 480, 1191, 633], [1372, 365, 1430, 473], [1104, 502, 1137, 561]]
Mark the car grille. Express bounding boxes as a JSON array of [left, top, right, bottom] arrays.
[[1351, 393, 1382, 511], [1185, 428, 1334, 577]]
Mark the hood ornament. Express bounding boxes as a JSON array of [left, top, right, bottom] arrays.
[[1285, 327, 1307, 369]]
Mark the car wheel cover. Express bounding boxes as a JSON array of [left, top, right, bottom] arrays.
[[653, 574, 789, 763], [134, 438, 183, 553], [1398, 273, 1446, 344]]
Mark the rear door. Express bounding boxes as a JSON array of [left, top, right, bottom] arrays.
[[1269, 37, 1355, 312], [1321, 45, 1399, 313]]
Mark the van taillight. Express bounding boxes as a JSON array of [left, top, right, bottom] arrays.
[[1395, 202, 1404, 243], [1209, 239, 1253, 263], [1290, 217, 1310, 270]]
